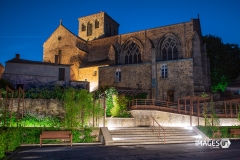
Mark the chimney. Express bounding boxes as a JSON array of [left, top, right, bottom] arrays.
[[16, 54, 20, 59], [55, 55, 59, 65]]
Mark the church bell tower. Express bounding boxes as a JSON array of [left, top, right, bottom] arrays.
[[78, 11, 119, 41]]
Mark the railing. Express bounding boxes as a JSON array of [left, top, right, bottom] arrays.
[[150, 116, 165, 144], [129, 99, 240, 118], [129, 99, 177, 109]]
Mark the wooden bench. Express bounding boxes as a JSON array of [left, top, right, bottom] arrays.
[[230, 129, 240, 139], [40, 131, 72, 147]]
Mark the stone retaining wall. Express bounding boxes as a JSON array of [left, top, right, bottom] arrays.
[[1, 99, 239, 127], [1, 98, 65, 118], [104, 110, 240, 127]]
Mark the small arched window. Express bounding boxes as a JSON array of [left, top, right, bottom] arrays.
[[82, 24, 86, 31], [87, 22, 92, 36], [95, 20, 99, 28], [115, 69, 121, 82], [161, 64, 168, 79]]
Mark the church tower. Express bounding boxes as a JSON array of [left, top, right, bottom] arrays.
[[78, 12, 119, 41]]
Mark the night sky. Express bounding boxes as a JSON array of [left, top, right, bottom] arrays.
[[0, 0, 240, 67]]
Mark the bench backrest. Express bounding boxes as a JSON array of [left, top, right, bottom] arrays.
[[41, 131, 72, 138], [230, 129, 240, 133]]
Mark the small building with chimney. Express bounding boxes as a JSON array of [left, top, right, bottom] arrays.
[[2, 54, 89, 90]]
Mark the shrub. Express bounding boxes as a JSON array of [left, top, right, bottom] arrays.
[[105, 87, 118, 117], [0, 129, 7, 158], [197, 126, 240, 138], [0, 127, 96, 159]]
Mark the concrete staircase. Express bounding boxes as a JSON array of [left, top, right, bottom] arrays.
[[109, 127, 198, 145]]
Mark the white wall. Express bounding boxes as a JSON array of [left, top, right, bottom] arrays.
[[2, 62, 71, 89]]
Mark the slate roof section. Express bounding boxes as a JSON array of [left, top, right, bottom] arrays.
[[80, 59, 109, 68], [7, 57, 72, 66]]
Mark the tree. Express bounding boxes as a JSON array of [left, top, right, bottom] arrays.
[[0, 79, 14, 90], [203, 35, 240, 92], [63, 88, 95, 129]]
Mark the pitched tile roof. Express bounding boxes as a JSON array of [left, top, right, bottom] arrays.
[[7, 57, 72, 66], [80, 59, 109, 68]]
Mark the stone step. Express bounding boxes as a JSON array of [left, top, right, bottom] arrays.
[[113, 138, 197, 143], [110, 130, 196, 133], [113, 140, 196, 146], [109, 126, 199, 146], [112, 134, 197, 139], [110, 131, 197, 136], [109, 127, 195, 131]]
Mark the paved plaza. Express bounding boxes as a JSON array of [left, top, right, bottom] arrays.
[[6, 140, 240, 160]]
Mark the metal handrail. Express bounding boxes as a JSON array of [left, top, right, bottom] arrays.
[[129, 99, 178, 108], [150, 116, 165, 144]]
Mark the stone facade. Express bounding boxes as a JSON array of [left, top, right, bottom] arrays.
[[43, 24, 88, 81], [0, 63, 4, 79], [79, 64, 108, 92], [78, 12, 119, 41], [43, 12, 211, 101]]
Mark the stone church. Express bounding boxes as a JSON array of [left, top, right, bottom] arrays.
[[43, 11, 211, 102]]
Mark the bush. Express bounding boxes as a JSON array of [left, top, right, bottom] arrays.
[[0, 127, 96, 159], [0, 129, 7, 158], [111, 94, 131, 118], [105, 87, 118, 117], [197, 126, 240, 138], [0, 127, 22, 159]]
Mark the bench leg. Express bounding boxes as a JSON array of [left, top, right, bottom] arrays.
[[40, 138, 42, 147]]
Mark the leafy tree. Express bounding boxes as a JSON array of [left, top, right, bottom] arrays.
[[111, 95, 120, 117], [105, 87, 118, 117], [0, 79, 14, 90], [117, 94, 130, 117], [63, 88, 95, 129], [76, 89, 93, 127], [203, 35, 240, 92]]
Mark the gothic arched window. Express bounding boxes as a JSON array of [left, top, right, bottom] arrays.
[[95, 20, 99, 28], [161, 64, 168, 79], [115, 69, 121, 82], [124, 41, 142, 64], [161, 36, 178, 60], [87, 22, 92, 36], [82, 24, 86, 31]]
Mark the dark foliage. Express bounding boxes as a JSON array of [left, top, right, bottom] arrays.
[[203, 35, 240, 92]]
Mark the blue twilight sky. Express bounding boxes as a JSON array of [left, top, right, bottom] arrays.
[[0, 0, 240, 67]]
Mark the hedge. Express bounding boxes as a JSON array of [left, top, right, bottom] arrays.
[[0, 127, 96, 159]]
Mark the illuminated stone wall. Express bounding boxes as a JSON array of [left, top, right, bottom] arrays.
[[43, 12, 211, 98], [79, 66, 99, 92], [43, 25, 88, 80], [78, 12, 119, 41], [0, 64, 4, 78], [99, 63, 152, 91]]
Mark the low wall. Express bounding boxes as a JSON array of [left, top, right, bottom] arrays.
[[1, 98, 239, 127], [1, 98, 65, 118], [130, 110, 205, 127], [104, 110, 240, 127]]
